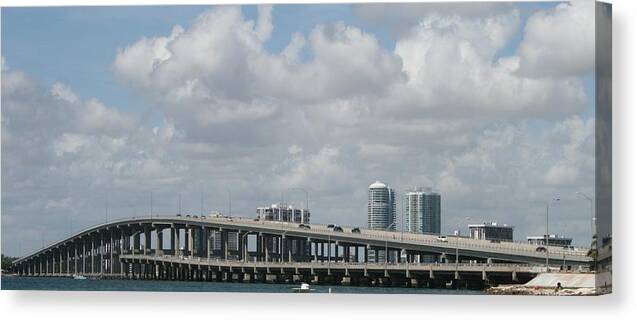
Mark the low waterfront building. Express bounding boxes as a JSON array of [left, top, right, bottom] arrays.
[[468, 222, 514, 241], [256, 203, 310, 224], [526, 234, 573, 246]]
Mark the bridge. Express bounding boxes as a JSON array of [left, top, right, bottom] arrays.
[[12, 215, 592, 289]]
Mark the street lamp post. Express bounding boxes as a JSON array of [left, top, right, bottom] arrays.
[[226, 188, 232, 217], [546, 198, 560, 272]]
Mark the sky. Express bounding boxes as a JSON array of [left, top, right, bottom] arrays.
[[1, 1, 600, 257]]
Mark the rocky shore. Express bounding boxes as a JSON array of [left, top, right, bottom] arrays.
[[486, 285, 608, 296], [486, 271, 612, 295]]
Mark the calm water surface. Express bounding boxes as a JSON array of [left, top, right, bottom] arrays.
[[1, 276, 482, 294]]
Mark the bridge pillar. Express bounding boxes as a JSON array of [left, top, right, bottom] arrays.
[[222, 229, 228, 260], [175, 227, 181, 256], [287, 237, 292, 263], [263, 234, 269, 262], [204, 228, 211, 260], [187, 227, 194, 257], [91, 236, 96, 275], [275, 236, 280, 262], [244, 232, 250, 262], [334, 241, 340, 262], [59, 248, 63, 275], [156, 228, 163, 256], [100, 233, 105, 275], [109, 230, 115, 275], [133, 231, 141, 255], [66, 246, 71, 275], [144, 226, 151, 255]]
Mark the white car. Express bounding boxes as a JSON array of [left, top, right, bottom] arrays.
[[437, 235, 448, 242]]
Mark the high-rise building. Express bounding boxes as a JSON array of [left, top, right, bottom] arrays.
[[404, 187, 441, 234], [368, 181, 396, 230], [256, 203, 310, 224]]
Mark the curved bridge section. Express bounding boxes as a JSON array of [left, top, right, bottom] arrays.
[[13, 215, 591, 282]]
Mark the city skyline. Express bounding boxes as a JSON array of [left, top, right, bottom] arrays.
[[2, 1, 597, 257]]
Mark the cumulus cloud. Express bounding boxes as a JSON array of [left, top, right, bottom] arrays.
[[388, 8, 588, 119], [517, 0, 595, 77]]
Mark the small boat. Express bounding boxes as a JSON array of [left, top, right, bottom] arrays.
[[292, 283, 315, 293], [72, 274, 87, 280]]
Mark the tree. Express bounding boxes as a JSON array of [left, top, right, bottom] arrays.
[[1, 254, 19, 272]]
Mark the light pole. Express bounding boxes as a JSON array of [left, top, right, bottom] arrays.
[[105, 194, 109, 223], [226, 188, 232, 217], [546, 198, 560, 272], [178, 193, 182, 215]]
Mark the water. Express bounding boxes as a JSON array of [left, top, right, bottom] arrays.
[[1, 276, 482, 294]]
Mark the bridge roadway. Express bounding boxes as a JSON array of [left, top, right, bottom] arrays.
[[13, 215, 591, 286]]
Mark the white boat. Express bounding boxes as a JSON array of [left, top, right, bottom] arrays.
[[292, 283, 315, 293], [72, 274, 87, 280]]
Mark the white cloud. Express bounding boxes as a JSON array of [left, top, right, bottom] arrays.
[[389, 8, 588, 119], [517, 0, 595, 77], [543, 164, 579, 186], [51, 82, 79, 104]]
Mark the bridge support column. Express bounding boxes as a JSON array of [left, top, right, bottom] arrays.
[[74, 243, 78, 275], [109, 230, 115, 275], [156, 228, 163, 256], [334, 241, 339, 262], [144, 226, 151, 255], [263, 234, 269, 262], [91, 236, 96, 275], [100, 233, 105, 275], [174, 227, 181, 256], [187, 227, 194, 257], [205, 228, 211, 260], [133, 231, 141, 255], [287, 236, 292, 263]]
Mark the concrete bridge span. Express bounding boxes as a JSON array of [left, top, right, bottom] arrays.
[[12, 215, 591, 288]]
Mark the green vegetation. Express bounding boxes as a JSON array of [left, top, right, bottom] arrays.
[[1, 254, 19, 272]]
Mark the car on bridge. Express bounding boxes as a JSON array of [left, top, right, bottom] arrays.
[[298, 224, 311, 230], [437, 236, 448, 242], [333, 226, 343, 232], [351, 227, 361, 233], [535, 246, 547, 252]]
